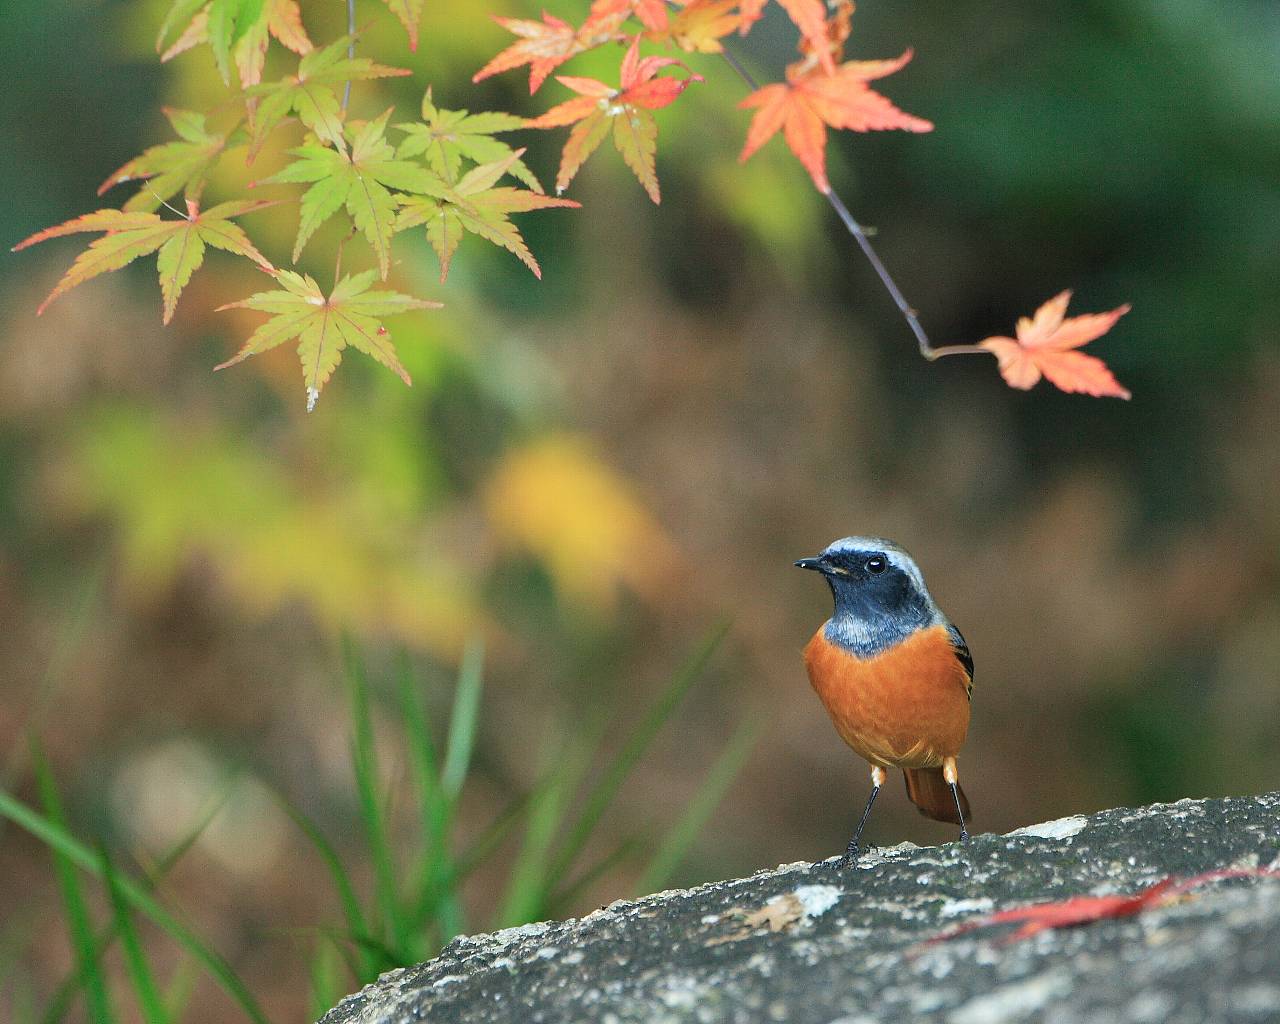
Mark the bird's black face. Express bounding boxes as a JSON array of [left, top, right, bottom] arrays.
[[795, 547, 923, 620]]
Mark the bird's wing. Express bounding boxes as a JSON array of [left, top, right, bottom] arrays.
[[946, 623, 974, 701]]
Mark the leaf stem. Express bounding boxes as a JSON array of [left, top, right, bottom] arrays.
[[341, 0, 357, 113], [715, 40, 991, 365]]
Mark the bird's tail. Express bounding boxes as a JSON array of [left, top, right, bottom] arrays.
[[903, 767, 971, 825]]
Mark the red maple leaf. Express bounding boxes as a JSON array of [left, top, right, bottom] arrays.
[[737, 3, 931, 192], [593, 0, 670, 32], [525, 37, 702, 202], [473, 4, 629, 93], [978, 291, 1132, 399], [926, 868, 1279, 946]]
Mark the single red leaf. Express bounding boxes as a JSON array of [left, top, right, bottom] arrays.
[[927, 868, 1280, 946], [524, 37, 700, 202], [737, 5, 930, 192], [978, 291, 1132, 399]]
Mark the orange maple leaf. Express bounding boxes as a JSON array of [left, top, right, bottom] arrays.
[[473, 4, 629, 93], [737, 4, 931, 192], [593, 0, 670, 32], [978, 291, 1131, 399], [776, 0, 836, 74], [525, 37, 702, 202]]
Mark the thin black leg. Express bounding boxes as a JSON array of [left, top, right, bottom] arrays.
[[840, 784, 880, 867], [949, 781, 969, 842]]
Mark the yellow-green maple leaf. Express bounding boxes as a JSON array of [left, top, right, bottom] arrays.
[[379, 0, 424, 51], [12, 199, 277, 323], [157, 0, 312, 88], [396, 151, 578, 281], [215, 268, 440, 409], [396, 88, 540, 191], [98, 108, 246, 213], [257, 109, 438, 277], [245, 36, 410, 157]]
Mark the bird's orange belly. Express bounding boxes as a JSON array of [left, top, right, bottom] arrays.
[[803, 624, 970, 769]]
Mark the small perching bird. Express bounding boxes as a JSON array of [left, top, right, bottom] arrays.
[[795, 537, 972, 865]]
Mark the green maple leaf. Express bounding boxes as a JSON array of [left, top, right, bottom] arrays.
[[215, 268, 440, 409], [98, 108, 246, 213], [157, 0, 313, 89], [396, 151, 579, 282], [379, 0, 424, 51], [258, 109, 438, 277], [245, 36, 410, 156], [396, 88, 540, 192], [13, 199, 278, 324]]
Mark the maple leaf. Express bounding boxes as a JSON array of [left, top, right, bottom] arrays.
[[524, 37, 703, 203], [12, 200, 277, 324], [927, 869, 1280, 946], [214, 268, 440, 410], [396, 89, 541, 192], [98, 108, 246, 213], [157, 0, 313, 89], [775, 0, 836, 74], [977, 291, 1131, 399], [256, 109, 438, 277], [660, 0, 744, 54], [738, 0, 767, 33], [738, 3, 931, 192], [245, 36, 410, 157], [472, 5, 629, 94], [379, 0, 424, 50], [593, 0, 670, 32], [396, 151, 579, 282]]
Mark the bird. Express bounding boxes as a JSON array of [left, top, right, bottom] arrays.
[[795, 536, 972, 866]]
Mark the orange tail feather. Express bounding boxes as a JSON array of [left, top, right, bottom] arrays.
[[903, 767, 971, 825]]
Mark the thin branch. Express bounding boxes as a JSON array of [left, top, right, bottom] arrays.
[[341, 0, 357, 113], [716, 41, 991, 365]]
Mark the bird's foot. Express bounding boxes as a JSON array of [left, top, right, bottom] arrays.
[[959, 828, 970, 842], [839, 842, 871, 868]]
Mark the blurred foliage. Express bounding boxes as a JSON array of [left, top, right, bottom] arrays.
[[2, 0, 1279, 1021]]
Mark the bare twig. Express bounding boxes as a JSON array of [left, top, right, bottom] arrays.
[[341, 0, 357, 112], [716, 41, 991, 364]]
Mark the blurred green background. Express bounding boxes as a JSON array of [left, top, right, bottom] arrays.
[[2, 0, 1278, 1020]]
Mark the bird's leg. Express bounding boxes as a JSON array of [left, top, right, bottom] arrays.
[[841, 765, 886, 867], [943, 756, 969, 842]]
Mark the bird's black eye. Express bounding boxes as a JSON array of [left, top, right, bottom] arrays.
[[865, 556, 887, 575]]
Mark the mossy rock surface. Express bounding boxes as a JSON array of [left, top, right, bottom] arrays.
[[319, 792, 1280, 1023]]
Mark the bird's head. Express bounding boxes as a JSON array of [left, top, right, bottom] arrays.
[[795, 536, 937, 626]]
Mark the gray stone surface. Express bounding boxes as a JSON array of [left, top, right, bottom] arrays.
[[319, 793, 1280, 1024]]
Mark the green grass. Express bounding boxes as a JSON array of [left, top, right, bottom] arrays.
[[0, 620, 755, 1023]]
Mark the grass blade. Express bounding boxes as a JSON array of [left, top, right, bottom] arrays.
[[40, 780, 235, 1024], [635, 714, 761, 895], [343, 639, 408, 957], [161, 957, 197, 1023], [441, 636, 484, 803], [307, 937, 345, 1021], [269, 789, 377, 978], [102, 847, 167, 1024], [31, 746, 114, 1024], [0, 788, 268, 1024], [543, 619, 729, 894], [395, 656, 452, 933], [495, 754, 581, 928]]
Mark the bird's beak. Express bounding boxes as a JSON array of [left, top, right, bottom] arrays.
[[794, 557, 824, 571]]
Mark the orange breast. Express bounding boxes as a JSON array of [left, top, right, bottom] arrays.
[[803, 624, 970, 769]]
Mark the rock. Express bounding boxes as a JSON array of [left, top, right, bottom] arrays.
[[318, 792, 1280, 1024]]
